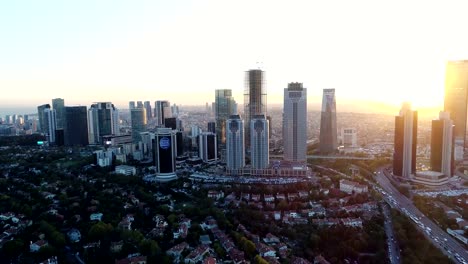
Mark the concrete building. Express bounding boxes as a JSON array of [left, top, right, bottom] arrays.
[[431, 111, 454, 177], [319, 89, 337, 154], [444, 60, 468, 160], [154, 128, 177, 181], [283, 82, 307, 162], [215, 89, 236, 144], [52, 98, 65, 129], [339, 179, 368, 194], [341, 128, 357, 147], [155, 100, 172, 127], [244, 69, 267, 150], [115, 165, 137, 176], [226, 115, 245, 171], [250, 115, 269, 169], [130, 107, 147, 143], [144, 101, 152, 120], [37, 104, 51, 134], [64, 106, 88, 146], [44, 108, 57, 143], [199, 132, 217, 162], [393, 103, 417, 179]]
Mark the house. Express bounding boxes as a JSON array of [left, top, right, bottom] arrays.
[[184, 245, 210, 264], [276, 193, 286, 201], [167, 242, 189, 262], [273, 211, 281, 220], [30, 240, 48, 252], [39, 257, 58, 264], [0, 212, 15, 221], [291, 257, 312, 264], [264, 194, 275, 203], [115, 256, 147, 264], [90, 213, 103, 221], [111, 241, 124, 253], [257, 243, 276, 257], [264, 256, 281, 264], [208, 190, 224, 200], [341, 217, 363, 228], [203, 257, 217, 264], [251, 194, 261, 202], [314, 255, 331, 264], [228, 248, 245, 264], [339, 179, 368, 194], [67, 229, 81, 243], [200, 235, 212, 245], [263, 233, 280, 244]]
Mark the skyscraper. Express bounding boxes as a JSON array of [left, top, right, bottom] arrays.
[[250, 115, 269, 169], [199, 132, 217, 162], [131, 107, 147, 143], [129, 101, 136, 110], [155, 100, 172, 127], [393, 103, 418, 178], [37, 104, 51, 133], [207, 121, 216, 134], [283, 82, 307, 162], [88, 102, 119, 145], [215, 89, 236, 145], [52, 98, 65, 129], [431, 112, 454, 177], [226, 115, 245, 170], [64, 106, 88, 146], [154, 128, 177, 181], [144, 101, 152, 120], [44, 108, 56, 143], [244, 69, 267, 149], [444, 60, 468, 160], [319, 89, 337, 154]]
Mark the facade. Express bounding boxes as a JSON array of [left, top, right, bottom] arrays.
[[154, 128, 177, 180], [339, 179, 368, 194], [199, 132, 217, 162], [64, 106, 88, 146], [226, 115, 245, 171], [283, 82, 307, 162], [413, 171, 449, 187], [431, 111, 454, 177], [155, 100, 172, 127], [393, 103, 418, 179], [130, 107, 147, 143], [250, 115, 269, 169], [52, 98, 65, 129], [144, 101, 152, 120], [207, 121, 216, 134], [444, 60, 468, 160], [319, 89, 337, 153], [129, 101, 135, 110], [37, 104, 51, 133], [341, 128, 357, 147], [244, 69, 267, 149], [88, 102, 119, 145], [215, 89, 236, 144], [115, 165, 137, 176]]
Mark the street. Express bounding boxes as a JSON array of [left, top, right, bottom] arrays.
[[382, 202, 401, 264]]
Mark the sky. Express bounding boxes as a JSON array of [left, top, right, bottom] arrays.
[[1, 0, 468, 114]]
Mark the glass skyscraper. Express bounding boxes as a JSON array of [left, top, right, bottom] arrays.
[[319, 89, 337, 154], [283, 82, 307, 162], [244, 69, 266, 149]]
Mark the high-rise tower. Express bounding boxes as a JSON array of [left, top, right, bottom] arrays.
[[88, 102, 119, 145], [154, 128, 177, 181], [52, 98, 65, 129], [144, 101, 152, 120], [215, 89, 236, 144], [244, 69, 266, 149], [37, 104, 51, 134], [64, 106, 88, 146], [250, 115, 269, 169], [131, 107, 147, 143], [444, 60, 468, 160], [431, 111, 454, 177], [319, 89, 337, 154], [155, 100, 172, 127], [226, 115, 245, 171], [393, 103, 418, 179], [283, 82, 307, 162]]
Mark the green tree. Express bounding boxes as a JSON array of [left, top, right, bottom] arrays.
[[139, 239, 160, 256], [88, 222, 114, 241], [253, 255, 269, 264]]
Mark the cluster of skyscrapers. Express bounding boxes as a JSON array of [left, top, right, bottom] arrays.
[[393, 60, 468, 185]]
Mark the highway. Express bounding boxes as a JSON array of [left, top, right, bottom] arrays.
[[382, 202, 401, 264], [270, 154, 372, 160], [375, 168, 468, 264]]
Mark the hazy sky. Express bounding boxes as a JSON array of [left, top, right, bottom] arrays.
[[1, 0, 468, 113]]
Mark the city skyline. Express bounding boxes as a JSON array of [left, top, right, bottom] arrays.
[[2, 1, 468, 112]]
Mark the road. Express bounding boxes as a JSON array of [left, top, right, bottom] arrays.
[[382, 202, 401, 264], [375, 168, 468, 264], [270, 154, 372, 160]]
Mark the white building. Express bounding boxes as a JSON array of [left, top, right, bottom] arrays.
[[339, 179, 368, 194], [199, 132, 217, 162], [283, 82, 307, 162], [226, 115, 245, 171], [341, 128, 357, 147], [251, 115, 269, 169], [88, 102, 119, 145], [44, 109, 57, 143], [115, 165, 137, 176]]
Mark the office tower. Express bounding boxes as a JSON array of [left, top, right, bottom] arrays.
[[136, 101, 143, 108], [226, 115, 245, 170], [5, 115, 12, 124], [64, 106, 88, 146], [244, 69, 267, 149], [393, 103, 418, 178], [283, 82, 307, 162], [88, 102, 119, 145], [444, 60, 468, 160], [199, 132, 217, 162], [12, 115, 17, 124], [215, 89, 236, 144], [155, 100, 172, 126], [319, 89, 337, 154], [207, 121, 216, 134], [44, 108, 57, 143], [341, 128, 358, 147], [129, 101, 136, 110], [37, 104, 51, 133], [164, 117, 178, 130], [131, 107, 147, 143], [154, 128, 177, 179], [250, 115, 269, 169], [171, 104, 179, 117], [431, 112, 454, 177], [144, 101, 152, 120], [176, 131, 184, 157], [52, 98, 65, 129]]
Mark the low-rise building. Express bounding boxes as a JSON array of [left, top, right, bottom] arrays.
[[339, 179, 368, 194]]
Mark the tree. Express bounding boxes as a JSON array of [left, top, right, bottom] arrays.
[[2, 239, 24, 258], [88, 222, 114, 241], [139, 239, 160, 256], [253, 255, 269, 264]]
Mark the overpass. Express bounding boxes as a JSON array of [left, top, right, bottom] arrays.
[[269, 154, 373, 160]]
